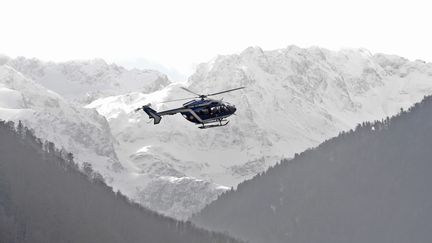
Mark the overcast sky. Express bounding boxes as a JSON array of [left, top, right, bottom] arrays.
[[1, 0, 431, 79]]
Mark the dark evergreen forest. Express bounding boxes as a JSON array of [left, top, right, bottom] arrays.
[[192, 96, 432, 243], [0, 120, 242, 243]]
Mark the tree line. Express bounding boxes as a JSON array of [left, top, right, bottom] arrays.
[[0, 120, 242, 243]]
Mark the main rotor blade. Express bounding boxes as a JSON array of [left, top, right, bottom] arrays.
[[207, 87, 245, 96], [181, 87, 201, 96], [159, 96, 197, 103]]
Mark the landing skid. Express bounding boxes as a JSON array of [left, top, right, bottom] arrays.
[[198, 120, 229, 129]]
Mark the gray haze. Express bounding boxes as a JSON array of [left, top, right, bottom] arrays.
[[0, 121, 242, 243], [192, 96, 432, 243]]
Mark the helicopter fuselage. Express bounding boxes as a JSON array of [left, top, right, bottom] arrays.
[[179, 99, 237, 124]]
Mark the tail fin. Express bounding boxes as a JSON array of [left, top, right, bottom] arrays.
[[139, 104, 162, 124]]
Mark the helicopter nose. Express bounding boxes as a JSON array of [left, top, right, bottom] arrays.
[[229, 105, 237, 113]]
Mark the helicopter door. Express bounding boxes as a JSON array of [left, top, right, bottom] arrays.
[[181, 112, 198, 123], [196, 107, 211, 120], [200, 108, 210, 115]]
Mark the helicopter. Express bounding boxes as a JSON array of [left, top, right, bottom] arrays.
[[135, 86, 245, 129]]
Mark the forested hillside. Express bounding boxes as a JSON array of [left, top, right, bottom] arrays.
[[192, 96, 432, 243], [0, 120, 241, 243]]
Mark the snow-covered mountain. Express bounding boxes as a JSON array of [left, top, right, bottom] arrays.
[[0, 65, 121, 179], [85, 88, 230, 219], [87, 46, 432, 219], [184, 46, 432, 185], [0, 57, 227, 220], [0, 55, 170, 104], [2, 47, 432, 220]]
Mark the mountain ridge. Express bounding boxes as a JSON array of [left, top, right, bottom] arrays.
[[88, 46, 432, 219], [0, 120, 242, 243], [1, 46, 432, 220], [0, 55, 171, 104], [191, 95, 432, 243]]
